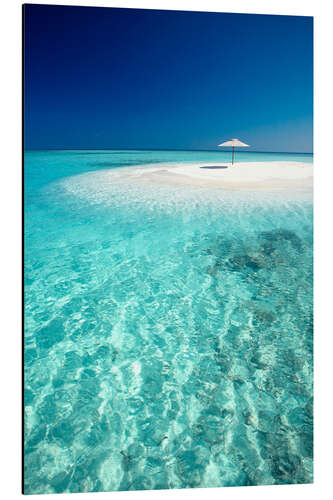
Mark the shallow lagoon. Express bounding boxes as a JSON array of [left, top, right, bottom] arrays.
[[24, 150, 313, 493]]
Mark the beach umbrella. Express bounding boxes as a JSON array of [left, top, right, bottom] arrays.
[[218, 138, 250, 165]]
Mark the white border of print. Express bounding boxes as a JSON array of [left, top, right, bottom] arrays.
[[1, 0, 332, 499]]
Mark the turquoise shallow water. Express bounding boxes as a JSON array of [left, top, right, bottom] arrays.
[[24, 150, 313, 494]]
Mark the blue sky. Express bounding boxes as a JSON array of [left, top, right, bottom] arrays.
[[24, 5, 313, 152]]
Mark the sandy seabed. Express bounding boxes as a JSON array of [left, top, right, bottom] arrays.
[[26, 153, 314, 493]]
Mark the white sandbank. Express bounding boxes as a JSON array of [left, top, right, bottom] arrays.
[[122, 161, 313, 191]]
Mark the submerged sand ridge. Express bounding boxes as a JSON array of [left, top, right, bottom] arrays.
[[127, 161, 313, 191], [55, 160, 313, 211]]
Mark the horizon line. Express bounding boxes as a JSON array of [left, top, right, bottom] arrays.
[[24, 148, 314, 154]]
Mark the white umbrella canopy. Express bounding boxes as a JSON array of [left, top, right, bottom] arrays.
[[218, 138, 250, 165]]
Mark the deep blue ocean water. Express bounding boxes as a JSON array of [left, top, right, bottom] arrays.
[[24, 150, 313, 494]]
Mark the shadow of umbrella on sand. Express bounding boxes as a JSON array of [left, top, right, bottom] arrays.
[[218, 138, 250, 165]]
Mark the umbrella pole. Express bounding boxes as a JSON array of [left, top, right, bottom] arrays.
[[232, 146, 234, 165]]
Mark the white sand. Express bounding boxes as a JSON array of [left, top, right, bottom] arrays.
[[125, 161, 313, 191]]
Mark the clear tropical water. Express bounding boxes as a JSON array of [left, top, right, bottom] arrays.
[[24, 150, 313, 494]]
